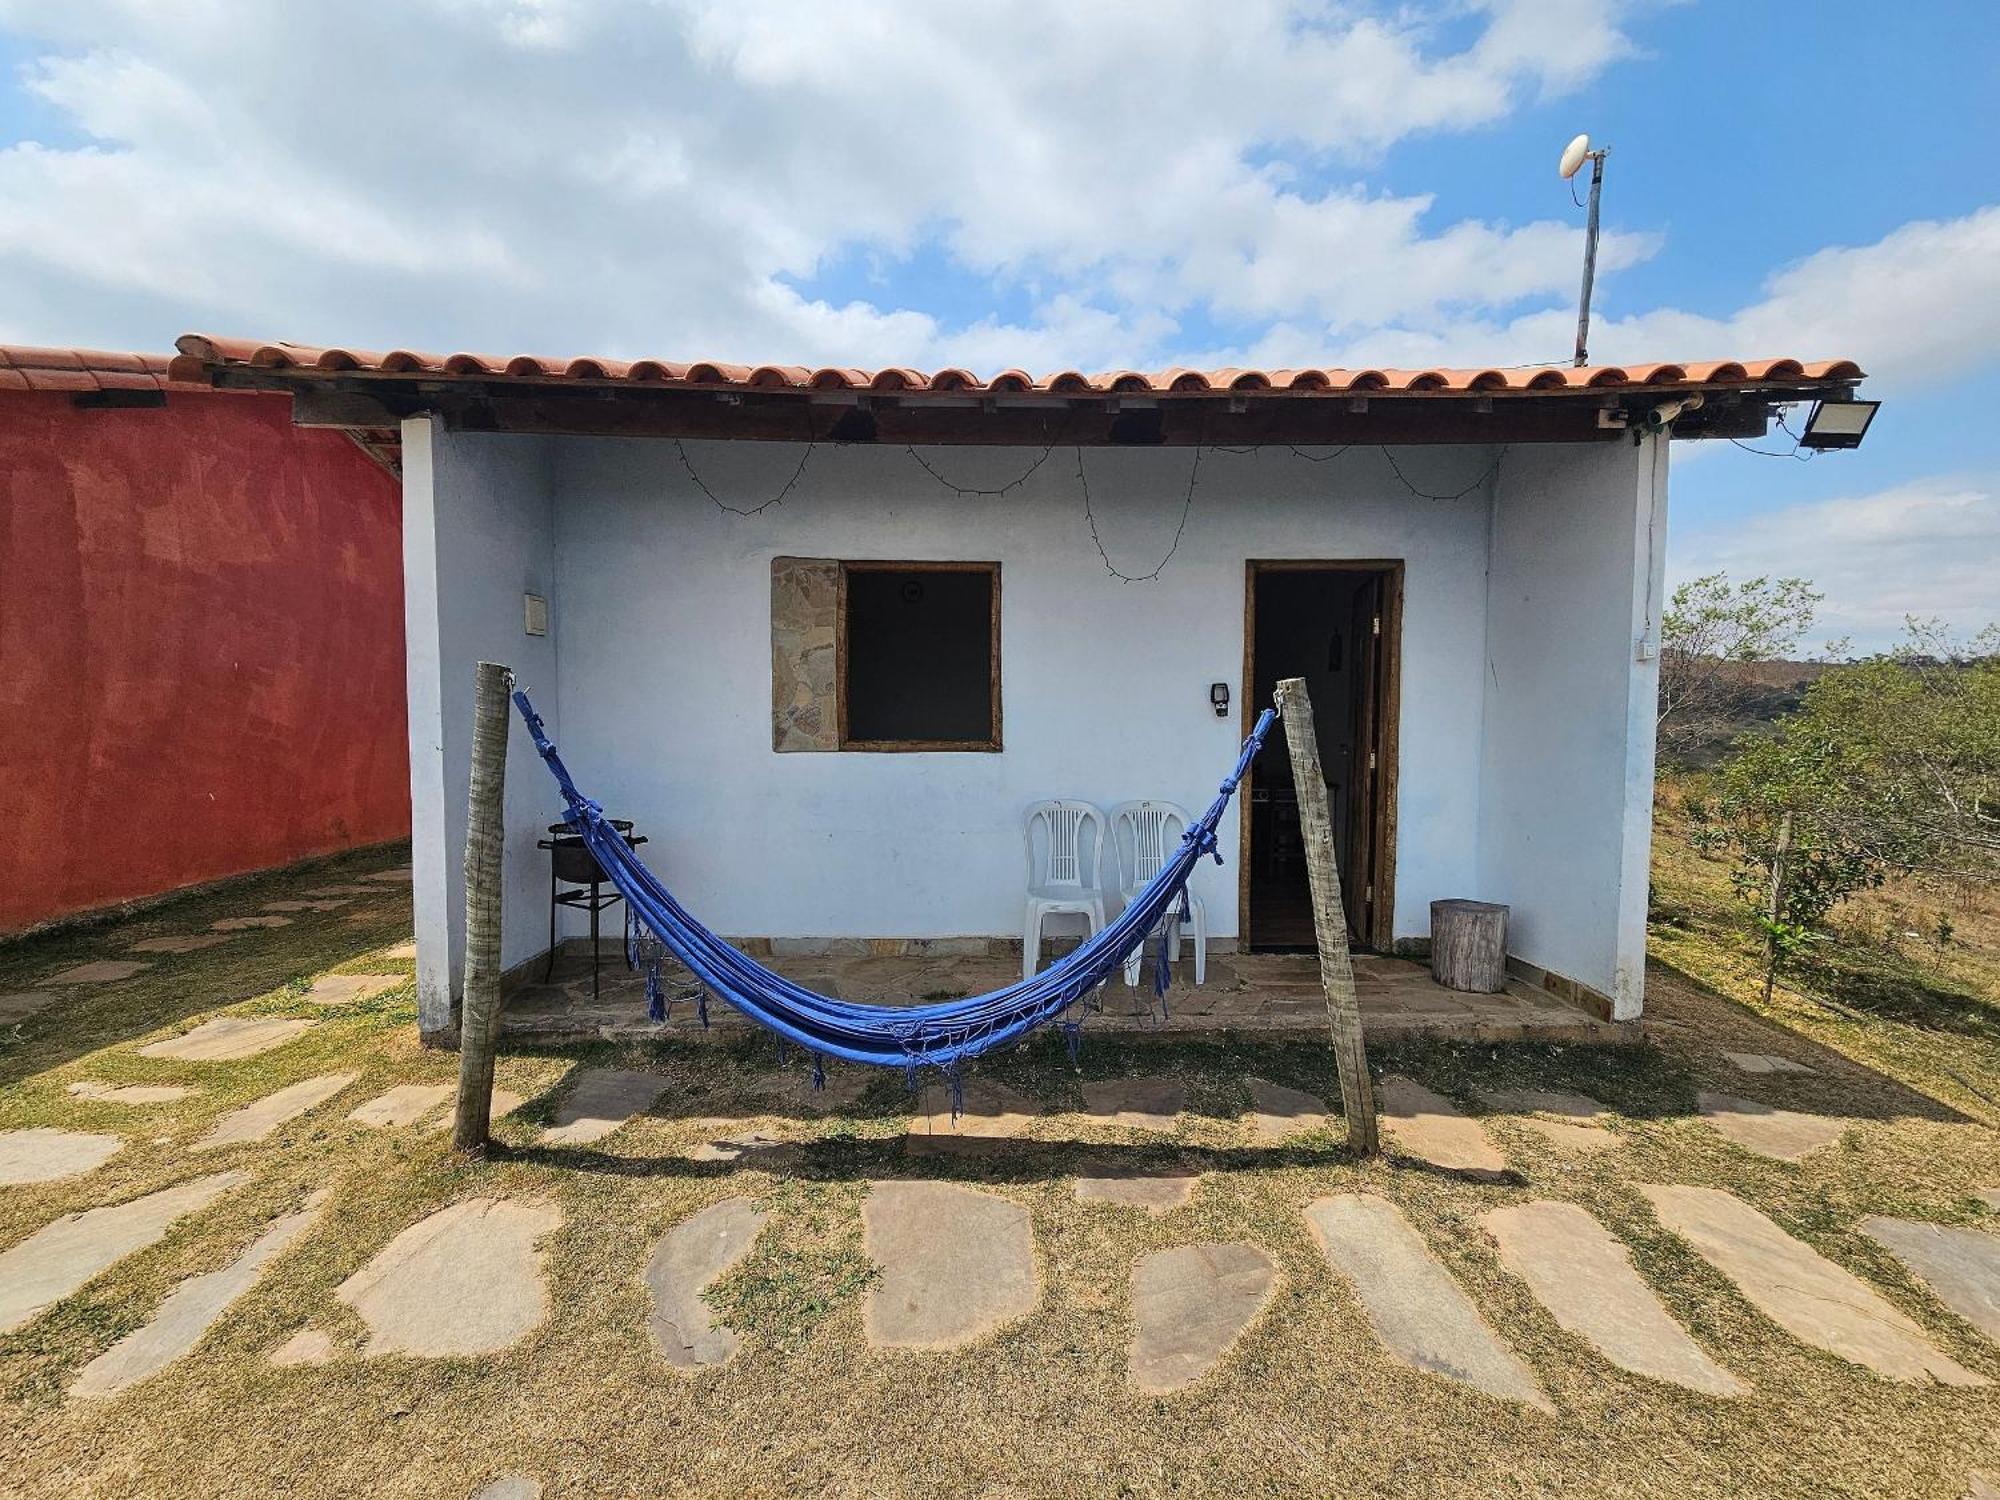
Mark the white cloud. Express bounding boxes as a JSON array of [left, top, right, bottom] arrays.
[[0, 0, 1638, 365], [1671, 478, 2000, 652]]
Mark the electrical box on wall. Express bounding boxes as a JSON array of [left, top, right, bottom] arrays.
[[523, 593, 549, 637]]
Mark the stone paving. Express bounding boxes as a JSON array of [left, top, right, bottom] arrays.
[[72, 1189, 329, 1398], [336, 1198, 563, 1357], [210, 914, 291, 931], [1695, 1091, 1847, 1161], [907, 1078, 1041, 1152], [1484, 1201, 1744, 1397], [1080, 1076, 1185, 1131], [0, 1128, 124, 1185], [67, 1081, 195, 1106], [1129, 1241, 1277, 1392], [500, 950, 1625, 1044], [1306, 1192, 1552, 1412], [196, 1073, 358, 1149], [1075, 1165, 1200, 1213], [0, 990, 56, 1023], [140, 1015, 316, 1061], [1640, 1185, 1986, 1386], [47, 960, 150, 984], [1722, 1051, 1817, 1075], [303, 973, 403, 1006], [1859, 1216, 2000, 1343], [128, 933, 234, 954], [863, 1181, 1038, 1348], [1379, 1075, 1509, 1177], [349, 1083, 453, 1129], [539, 1068, 672, 1147], [1244, 1077, 1332, 1140], [0, 1172, 249, 1334], [643, 1197, 769, 1369]]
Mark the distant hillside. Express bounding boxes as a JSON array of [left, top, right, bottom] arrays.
[[1666, 658, 1827, 767]]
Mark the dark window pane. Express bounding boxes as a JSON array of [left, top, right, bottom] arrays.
[[844, 567, 995, 744]]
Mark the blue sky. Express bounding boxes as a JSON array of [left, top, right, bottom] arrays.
[[0, 1, 1993, 648]]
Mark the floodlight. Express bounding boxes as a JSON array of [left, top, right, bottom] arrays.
[[1798, 399, 1880, 450]]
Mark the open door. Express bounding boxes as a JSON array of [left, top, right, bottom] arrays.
[[1242, 561, 1399, 951]]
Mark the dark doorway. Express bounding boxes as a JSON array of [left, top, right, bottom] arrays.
[[1242, 562, 1400, 951]]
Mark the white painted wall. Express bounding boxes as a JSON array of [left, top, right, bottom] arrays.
[[543, 438, 1499, 945], [403, 419, 560, 1039], [1477, 435, 1666, 1018]]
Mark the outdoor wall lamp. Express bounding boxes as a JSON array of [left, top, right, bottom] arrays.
[[1210, 682, 1230, 718], [1798, 398, 1880, 450]]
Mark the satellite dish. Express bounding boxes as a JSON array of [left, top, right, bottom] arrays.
[[1558, 133, 1592, 180]]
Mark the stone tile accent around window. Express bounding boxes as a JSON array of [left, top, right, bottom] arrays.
[[771, 556, 839, 752]]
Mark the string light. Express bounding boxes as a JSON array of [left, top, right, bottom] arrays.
[[1079, 443, 1204, 583], [674, 437, 815, 516]]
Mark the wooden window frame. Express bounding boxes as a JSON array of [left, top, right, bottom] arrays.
[[836, 560, 1003, 753]]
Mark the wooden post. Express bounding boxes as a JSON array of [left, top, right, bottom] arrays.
[[454, 661, 513, 1153], [1274, 676, 1378, 1155], [1761, 809, 1794, 1006]]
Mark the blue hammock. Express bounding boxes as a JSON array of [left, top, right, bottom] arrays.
[[513, 689, 1273, 1085]]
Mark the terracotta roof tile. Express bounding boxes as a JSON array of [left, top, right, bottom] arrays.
[[167, 334, 1865, 401], [0, 345, 230, 395]]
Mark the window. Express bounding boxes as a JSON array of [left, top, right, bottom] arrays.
[[839, 562, 1001, 750]]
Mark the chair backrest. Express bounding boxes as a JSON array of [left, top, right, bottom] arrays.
[[1109, 800, 1192, 901], [1022, 800, 1104, 893]]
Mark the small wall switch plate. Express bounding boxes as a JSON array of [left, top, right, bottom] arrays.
[[524, 593, 549, 637], [1636, 633, 1657, 661]]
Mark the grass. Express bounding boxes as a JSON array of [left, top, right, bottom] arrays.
[[0, 840, 1995, 1498]]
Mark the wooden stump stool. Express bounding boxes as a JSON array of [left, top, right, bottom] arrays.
[[1430, 900, 1508, 993]]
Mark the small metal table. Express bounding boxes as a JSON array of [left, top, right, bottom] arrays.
[[537, 821, 647, 1000]]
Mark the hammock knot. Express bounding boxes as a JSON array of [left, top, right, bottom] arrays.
[[1183, 822, 1222, 865]]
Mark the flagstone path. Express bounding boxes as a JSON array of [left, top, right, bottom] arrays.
[[539, 1069, 670, 1146], [1695, 1093, 1846, 1161], [1305, 1193, 1551, 1412], [1859, 1216, 2000, 1342], [349, 1084, 453, 1129], [863, 1181, 1038, 1348], [337, 1198, 563, 1357], [48, 960, 149, 984], [383, 940, 418, 959], [1075, 1166, 1199, 1213], [304, 973, 403, 1006], [0, 1128, 124, 1185], [1640, 1185, 1985, 1385], [197, 1073, 358, 1149], [128, 934, 234, 954], [1244, 1078, 1332, 1140], [306, 884, 385, 898], [1379, 1076, 1509, 1176], [429, 1089, 525, 1132], [1128, 1241, 1277, 1392], [68, 1081, 195, 1106], [907, 1078, 1040, 1151], [644, 1197, 769, 1369], [72, 1189, 330, 1398], [470, 1478, 540, 1500], [0, 1171, 249, 1334], [1483, 1201, 1744, 1397], [268, 1328, 338, 1367], [1721, 1051, 1816, 1075], [1080, 1077, 1185, 1132], [1472, 1089, 1623, 1153], [211, 914, 291, 931], [1978, 1188, 2000, 1212], [0, 991, 56, 1023], [140, 1016, 316, 1061], [264, 899, 350, 913], [687, 1131, 798, 1164]]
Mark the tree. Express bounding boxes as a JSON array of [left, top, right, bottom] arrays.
[[1657, 573, 1824, 764], [1697, 620, 2000, 1001]]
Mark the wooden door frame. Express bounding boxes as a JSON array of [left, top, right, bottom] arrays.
[[1240, 559, 1403, 953]]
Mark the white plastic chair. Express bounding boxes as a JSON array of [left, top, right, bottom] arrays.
[[1110, 800, 1206, 988], [1022, 800, 1107, 981]]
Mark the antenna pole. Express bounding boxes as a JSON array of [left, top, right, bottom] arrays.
[[1573, 150, 1605, 367]]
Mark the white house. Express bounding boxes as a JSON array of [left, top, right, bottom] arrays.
[[171, 337, 1865, 1044]]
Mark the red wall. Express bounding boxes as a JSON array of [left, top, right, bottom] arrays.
[[0, 389, 409, 933]]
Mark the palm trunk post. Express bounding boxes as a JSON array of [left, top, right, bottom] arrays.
[[1274, 676, 1379, 1155], [454, 660, 514, 1153]]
